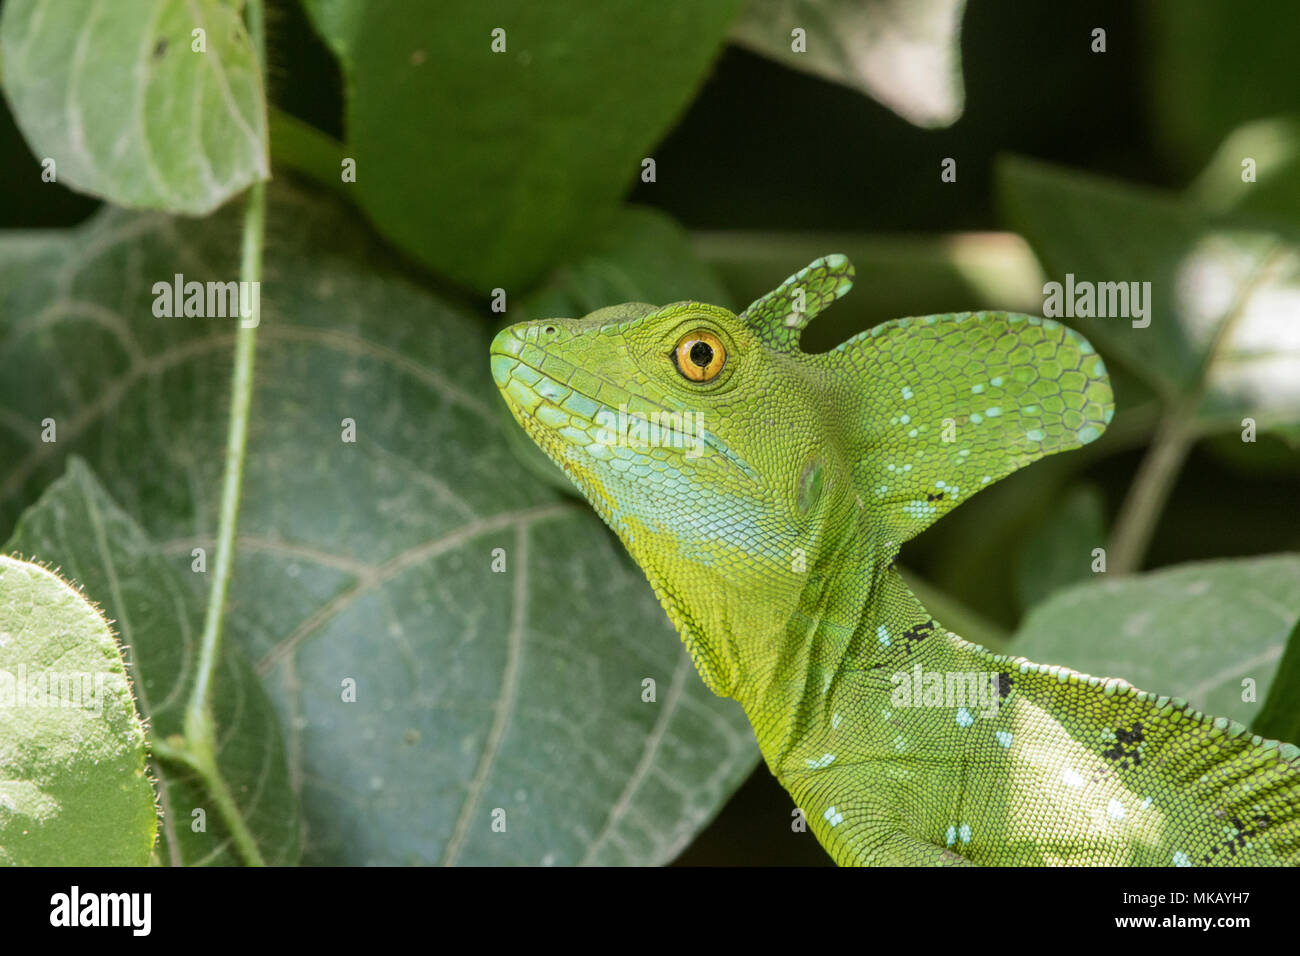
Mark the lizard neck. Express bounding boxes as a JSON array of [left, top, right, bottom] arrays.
[[731, 512, 970, 778]]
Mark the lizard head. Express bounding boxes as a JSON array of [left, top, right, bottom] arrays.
[[490, 292, 843, 696], [490, 256, 1113, 699]]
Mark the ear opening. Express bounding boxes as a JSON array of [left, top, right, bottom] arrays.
[[825, 311, 1114, 547]]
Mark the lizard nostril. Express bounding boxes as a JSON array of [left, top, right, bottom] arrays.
[[543, 325, 556, 334]]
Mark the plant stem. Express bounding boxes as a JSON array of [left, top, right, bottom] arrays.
[[1106, 402, 1197, 575], [1106, 243, 1287, 575], [176, 0, 268, 867]]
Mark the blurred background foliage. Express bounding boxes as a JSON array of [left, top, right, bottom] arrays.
[[1, 0, 1297, 865]]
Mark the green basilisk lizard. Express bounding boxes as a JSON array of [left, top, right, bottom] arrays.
[[490, 255, 1300, 866]]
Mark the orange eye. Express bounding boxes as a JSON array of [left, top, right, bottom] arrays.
[[673, 330, 726, 382]]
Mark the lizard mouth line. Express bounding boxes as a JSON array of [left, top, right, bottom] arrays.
[[491, 349, 759, 480]]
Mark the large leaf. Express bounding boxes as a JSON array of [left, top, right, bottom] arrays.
[[0, 0, 268, 214], [1013, 555, 1300, 732], [730, 0, 966, 128], [301, 0, 744, 292], [0, 187, 759, 865], [5, 458, 300, 865], [999, 156, 1300, 433], [0, 554, 156, 864]]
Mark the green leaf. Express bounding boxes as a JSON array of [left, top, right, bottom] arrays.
[[998, 156, 1300, 433], [0, 186, 759, 865], [730, 0, 966, 128], [1254, 617, 1300, 745], [1012, 555, 1300, 730], [0, 553, 156, 864], [1014, 483, 1106, 611], [1187, 116, 1300, 229], [5, 458, 300, 865], [301, 0, 744, 292], [1148, 0, 1300, 176], [0, 0, 268, 214]]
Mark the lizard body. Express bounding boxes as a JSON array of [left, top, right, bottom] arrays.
[[490, 256, 1300, 865]]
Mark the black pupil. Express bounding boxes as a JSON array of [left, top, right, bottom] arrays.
[[688, 341, 714, 368]]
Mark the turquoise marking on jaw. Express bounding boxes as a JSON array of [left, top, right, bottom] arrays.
[[491, 321, 777, 560]]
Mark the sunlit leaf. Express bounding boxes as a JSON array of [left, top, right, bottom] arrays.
[[0, 553, 156, 864], [731, 0, 966, 127], [0, 0, 268, 213]]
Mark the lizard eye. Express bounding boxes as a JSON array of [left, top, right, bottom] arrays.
[[673, 330, 726, 382]]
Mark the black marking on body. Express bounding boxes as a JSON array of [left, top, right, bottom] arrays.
[[1202, 813, 1272, 863], [901, 619, 938, 650], [1101, 723, 1145, 769], [926, 492, 945, 502], [997, 672, 1012, 699]]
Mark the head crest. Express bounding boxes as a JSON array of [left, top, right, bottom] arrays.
[[738, 255, 855, 351]]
